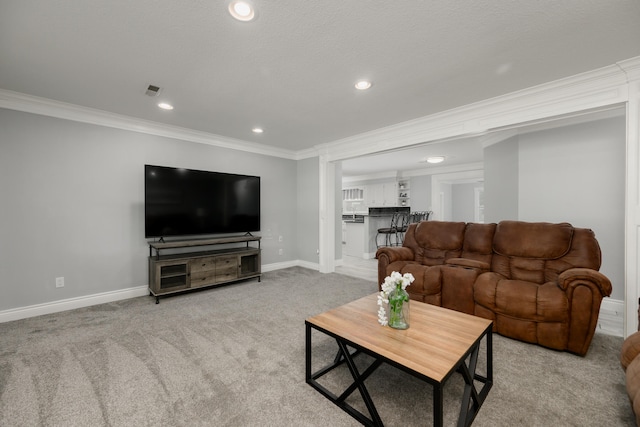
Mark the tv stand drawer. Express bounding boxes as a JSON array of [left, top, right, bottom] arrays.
[[191, 257, 216, 273], [191, 271, 216, 287], [215, 256, 238, 282]]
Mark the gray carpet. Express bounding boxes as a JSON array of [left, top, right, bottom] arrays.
[[0, 267, 634, 426]]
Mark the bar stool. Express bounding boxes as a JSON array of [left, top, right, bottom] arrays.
[[376, 212, 402, 248], [396, 212, 410, 245]]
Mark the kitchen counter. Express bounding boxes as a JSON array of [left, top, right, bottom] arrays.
[[342, 214, 365, 223], [342, 207, 410, 258]]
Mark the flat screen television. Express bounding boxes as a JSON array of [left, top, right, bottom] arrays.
[[145, 165, 260, 238]]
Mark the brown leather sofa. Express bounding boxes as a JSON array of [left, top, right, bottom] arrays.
[[376, 220, 612, 356]]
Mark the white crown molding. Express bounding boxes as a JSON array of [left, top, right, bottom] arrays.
[[343, 162, 485, 183], [402, 162, 485, 178], [294, 146, 321, 160], [618, 56, 640, 81], [342, 170, 398, 183], [316, 57, 638, 162], [479, 130, 519, 149], [0, 89, 299, 160]]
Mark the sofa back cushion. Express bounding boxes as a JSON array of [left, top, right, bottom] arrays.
[[493, 221, 573, 259], [461, 223, 497, 265], [491, 220, 601, 283], [408, 221, 467, 266]]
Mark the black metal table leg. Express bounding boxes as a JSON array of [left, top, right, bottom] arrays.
[[306, 323, 385, 426], [456, 326, 493, 427], [433, 384, 444, 426]]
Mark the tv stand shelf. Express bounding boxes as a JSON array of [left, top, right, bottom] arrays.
[[148, 236, 261, 303]]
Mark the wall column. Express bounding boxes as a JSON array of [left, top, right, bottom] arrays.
[[625, 62, 640, 336], [318, 154, 336, 273]]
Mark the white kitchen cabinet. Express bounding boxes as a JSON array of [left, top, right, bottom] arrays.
[[364, 182, 398, 207], [382, 182, 397, 206]]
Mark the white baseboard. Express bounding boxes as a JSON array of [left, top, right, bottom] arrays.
[[1, 265, 624, 336], [0, 261, 326, 324], [261, 259, 319, 272], [598, 298, 624, 337], [0, 285, 149, 323]]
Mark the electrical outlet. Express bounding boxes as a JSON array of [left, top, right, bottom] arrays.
[[278, 249, 283, 255], [55, 277, 65, 288], [278, 235, 283, 242]]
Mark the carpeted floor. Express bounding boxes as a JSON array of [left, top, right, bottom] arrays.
[[0, 267, 634, 426]]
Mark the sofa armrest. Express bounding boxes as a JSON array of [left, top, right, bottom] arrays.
[[375, 246, 414, 263], [445, 258, 490, 273], [557, 268, 613, 297], [376, 247, 415, 287]]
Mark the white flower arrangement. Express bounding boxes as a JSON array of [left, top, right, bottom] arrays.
[[377, 271, 415, 326]]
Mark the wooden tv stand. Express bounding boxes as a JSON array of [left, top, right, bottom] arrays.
[[148, 235, 261, 303]]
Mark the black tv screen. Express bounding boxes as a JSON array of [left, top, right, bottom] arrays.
[[145, 165, 260, 238]]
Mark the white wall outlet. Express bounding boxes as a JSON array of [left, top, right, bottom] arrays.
[[278, 235, 283, 242], [55, 277, 65, 288], [278, 248, 283, 255]]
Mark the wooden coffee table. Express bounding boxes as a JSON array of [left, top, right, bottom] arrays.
[[305, 294, 493, 426]]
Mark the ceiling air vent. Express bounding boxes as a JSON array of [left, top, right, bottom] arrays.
[[145, 84, 162, 97]]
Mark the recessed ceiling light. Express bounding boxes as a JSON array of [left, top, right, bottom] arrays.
[[229, 1, 255, 21], [157, 102, 174, 110], [252, 127, 263, 134], [426, 156, 445, 164], [355, 80, 372, 90]]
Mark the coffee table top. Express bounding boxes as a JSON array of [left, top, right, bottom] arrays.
[[306, 293, 492, 383]]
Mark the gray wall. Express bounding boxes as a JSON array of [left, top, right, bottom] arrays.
[[518, 117, 625, 300], [452, 183, 482, 222], [296, 156, 320, 264], [484, 135, 519, 222], [0, 108, 300, 311], [409, 175, 432, 212], [441, 183, 453, 221]]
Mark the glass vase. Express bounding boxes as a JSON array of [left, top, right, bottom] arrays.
[[387, 285, 410, 329]]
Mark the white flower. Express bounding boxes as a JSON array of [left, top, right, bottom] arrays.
[[377, 271, 412, 326], [377, 291, 388, 306], [400, 272, 415, 290], [377, 305, 388, 326]]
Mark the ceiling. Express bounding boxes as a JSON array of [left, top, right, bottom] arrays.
[[1, 1, 639, 169]]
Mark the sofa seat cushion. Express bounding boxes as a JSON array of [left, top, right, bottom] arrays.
[[385, 261, 443, 304], [386, 260, 416, 278], [474, 273, 569, 322]]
